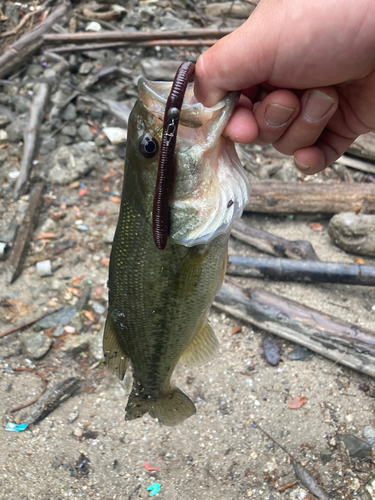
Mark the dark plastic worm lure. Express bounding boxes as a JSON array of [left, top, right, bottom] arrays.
[[152, 61, 195, 250]]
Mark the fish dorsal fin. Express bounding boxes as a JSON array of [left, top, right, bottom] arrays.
[[180, 320, 219, 367], [103, 315, 128, 380]]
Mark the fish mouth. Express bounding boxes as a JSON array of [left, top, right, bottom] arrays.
[[138, 77, 250, 247]]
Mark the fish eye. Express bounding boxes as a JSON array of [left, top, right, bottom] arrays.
[[140, 133, 159, 158]]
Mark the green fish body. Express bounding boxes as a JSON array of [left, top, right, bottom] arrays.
[[104, 78, 250, 426]]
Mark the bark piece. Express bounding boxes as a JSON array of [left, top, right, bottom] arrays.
[[328, 212, 375, 257], [231, 218, 320, 261], [14, 60, 69, 199], [6, 182, 44, 283], [245, 181, 375, 215], [213, 279, 375, 378], [226, 255, 375, 286], [0, 3, 69, 79]]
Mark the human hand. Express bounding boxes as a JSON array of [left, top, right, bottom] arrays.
[[195, 0, 375, 175]]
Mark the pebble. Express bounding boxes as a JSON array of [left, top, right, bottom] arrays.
[[95, 136, 108, 148], [364, 426, 375, 447], [341, 433, 372, 458], [0, 114, 11, 128], [39, 137, 57, 155], [160, 16, 191, 30], [57, 333, 93, 357], [74, 427, 83, 438], [5, 118, 27, 142], [286, 345, 314, 361], [68, 411, 79, 423], [61, 124, 77, 137], [320, 450, 333, 463], [0, 129, 8, 144], [79, 62, 95, 75], [11, 95, 32, 114], [21, 331, 53, 360], [102, 149, 117, 161], [61, 103, 77, 121], [92, 301, 106, 315], [78, 123, 94, 142]]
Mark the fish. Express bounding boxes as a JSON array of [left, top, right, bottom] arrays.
[[103, 75, 250, 426]]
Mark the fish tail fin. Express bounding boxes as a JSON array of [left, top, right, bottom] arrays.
[[103, 315, 128, 380], [125, 386, 196, 426]]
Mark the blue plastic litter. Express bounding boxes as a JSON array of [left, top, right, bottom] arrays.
[[147, 483, 160, 497], [5, 423, 28, 432], [77, 225, 89, 231]]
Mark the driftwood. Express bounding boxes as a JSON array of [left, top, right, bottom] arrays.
[[14, 60, 69, 200], [245, 181, 375, 215], [214, 279, 375, 378], [226, 255, 375, 286], [329, 212, 375, 257], [231, 218, 320, 261], [6, 182, 44, 284], [23, 377, 80, 425], [336, 155, 375, 174], [0, 3, 69, 79], [347, 131, 375, 163], [47, 39, 219, 54], [43, 28, 233, 44]]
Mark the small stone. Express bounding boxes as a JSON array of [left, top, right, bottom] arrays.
[[320, 450, 333, 463], [5, 118, 27, 143], [57, 135, 74, 146], [79, 62, 95, 75], [95, 136, 108, 148], [52, 460, 61, 469], [77, 124, 94, 142], [92, 301, 106, 315], [61, 124, 77, 137], [61, 103, 77, 121], [0, 115, 11, 128], [40, 142, 99, 184], [364, 426, 375, 447], [0, 129, 8, 144], [286, 345, 314, 361], [8, 144, 20, 156], [74, 427, 83, 438], [57, 333, 92, 357], [39, 137, 57, 155], [26, 64, 44, 79], [86, 21, 101, 32], [103, 225, 116, 244], [21, 331, 53, 360], [53, 325, 64, 338], [125, 12, 143, 29], [91, 329, 104, 361], [160, 16, 191, 30], [11, 95, 32, 114], [341, 434, 372, 458], [90, 108, 103, 121], [102, 149, 117, 161], [68, 411, 79, 423]]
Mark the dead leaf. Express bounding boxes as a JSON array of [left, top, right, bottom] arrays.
[[71, 275, 85, 284], [309, 222, 324, 231], [36, 232, 57, 240], [277, 481, 297, 492], [288, 396, 307, 409], [231, 325, 242, 335], [100, 256, 110, 266], [355, 257, 365, 264], [109, 195, 121, 203], [82, 310, 95, 322], [0, 298, 31, 323]]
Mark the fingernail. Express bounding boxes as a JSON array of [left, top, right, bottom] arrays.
[[304, 90, 335, 122], [264, 103, 295, 127], [295, 159, 311, 171]]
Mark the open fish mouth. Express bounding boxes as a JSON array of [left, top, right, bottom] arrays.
[[139, 78, 251, 247]]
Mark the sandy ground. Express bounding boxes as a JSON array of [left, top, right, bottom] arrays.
[[1, 191, 375, 500]]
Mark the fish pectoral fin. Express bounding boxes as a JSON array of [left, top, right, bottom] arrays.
[[172, 247, 207, 299], [148, 387, 196, 426], [180, 320, 219, 367], [103, 315, 128, 380]]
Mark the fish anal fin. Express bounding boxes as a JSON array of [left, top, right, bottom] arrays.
[[103, 315, 128, 380], [180, 320, 219, 367]]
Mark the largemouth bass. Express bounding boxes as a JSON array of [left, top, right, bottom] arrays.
[[104, 76, 250, 426]]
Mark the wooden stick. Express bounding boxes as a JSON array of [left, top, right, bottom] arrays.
[[43, 28, 233, 44], [245, 181, 375, 215], [0, 308, 63, 340], [226, 255, 375, 286], [6, 182, 44, 283], [14, 59, 69, 200], [0, 3, 50, 39], [0, 3, 69, 79], [214, 279, 375, 378], [46, 38, 219, 53], [231, 218, 320, 261]]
